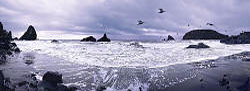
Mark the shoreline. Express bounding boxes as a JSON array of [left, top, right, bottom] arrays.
[[1, 51, 250, 90]]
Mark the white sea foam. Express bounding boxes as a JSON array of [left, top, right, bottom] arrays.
[[15, 40, 250, 68]]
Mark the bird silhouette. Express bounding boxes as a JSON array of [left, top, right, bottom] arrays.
[[206, 23, 214, 26], [158, 8, 166, 13], [137, 20, 144, 25]]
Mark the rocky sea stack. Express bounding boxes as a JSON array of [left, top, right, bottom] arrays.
[[19, 25, 37, 40], [220, 32, 250, 44], [97, 33, 111, 42], [186, 42, 210, 49], [81, 36, 96, 42], [167, 35, 175, 41], [183, 29, 228, 40], [0, 22, 20, 63]]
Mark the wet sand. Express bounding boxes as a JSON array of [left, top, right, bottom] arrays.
[[1, 51, 250, 91]]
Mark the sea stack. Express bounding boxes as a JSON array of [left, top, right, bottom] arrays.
[[81, 36, 96, 42], [19, 25, 37, 40], [220, 32, 250, 44], [183, 29, 228, 40], [0, 22, 20, 63], [167, 35, 175, 41], [186, 42, 210, 49], [97, 33, 111, 42], [0, 22, 12, 42]]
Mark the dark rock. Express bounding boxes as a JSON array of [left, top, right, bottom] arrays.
[[17, 81, 28, 87], [220, 32, 250, 44], [0, 70, 15, 91], [29, 83, 37, 88], [7, 31, 12, 40], [14, 47, 21, 53], [13, 37, 18, 40], [97, 33, 111, 42], [68, 86, 78, 91], [19, 25, 37, 40], [183, 29, 228, 40], [25, 59, 33, 65], [81, 36, 96, 42], [42, 71, 63, 85], [0, 70, 4, 86], [51, 40, 59, 43], [0, 22, 3, 31], [96, 85, 106, 91], [0, 22, 20, 64], [167, 35, 175, 41], [186, 42, 210, 49]]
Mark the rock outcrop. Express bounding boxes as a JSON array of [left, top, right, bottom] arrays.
[[220, 32, 250, 44], [0, 22, 20, 64], [0, 70, 14, 90], [19, 25, 37, 40], [42, 71, 63, 85], [51, 40, 59, 43], [183, 29, 228, 40], [167, 35, 175, 41], [13, 37, 18, 40], [40, 71, 77, 91], [97, 33, 111, 42], [81, 36, 96, 42], [186, 42, 210, 49]]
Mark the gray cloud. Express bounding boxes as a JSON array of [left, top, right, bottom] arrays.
[[0, 0, 250, 40]]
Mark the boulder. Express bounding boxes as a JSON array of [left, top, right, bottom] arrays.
[[97, 33, 111, 42], [81, 36, 96, 42], [186, 42, 210, 49], [19, 25, 37, 40], [220, 32, 250, 44], [51, 40, 59, 43], [183, 29, 228, 40], [167, 35, 175, 41], [42, 71, 63, 85], [40, 71, 78, 91]]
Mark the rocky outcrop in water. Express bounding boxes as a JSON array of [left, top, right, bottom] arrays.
[[19, 25, 37, 40], [167, 35, 175, 41], [81, 36, 96, 42], [40, 71, 77, 91], [0, 22, 20, 64], [42, 71, 63, 85], [183, 29, 228, 40], [97, 33, 111, 42], [186, 42, 210, 49], [220, 32, 250, 44], [51, 40, 59, 43]]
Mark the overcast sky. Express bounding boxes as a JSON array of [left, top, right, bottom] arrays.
[[0, 0, 250, 40]]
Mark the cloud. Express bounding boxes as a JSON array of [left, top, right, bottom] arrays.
[[0, 0, 250, 40]]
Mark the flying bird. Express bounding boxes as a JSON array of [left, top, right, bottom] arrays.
[[206, 23, 214, 26], [137, 20, 144, 25], [158, 8, 166, 13]]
